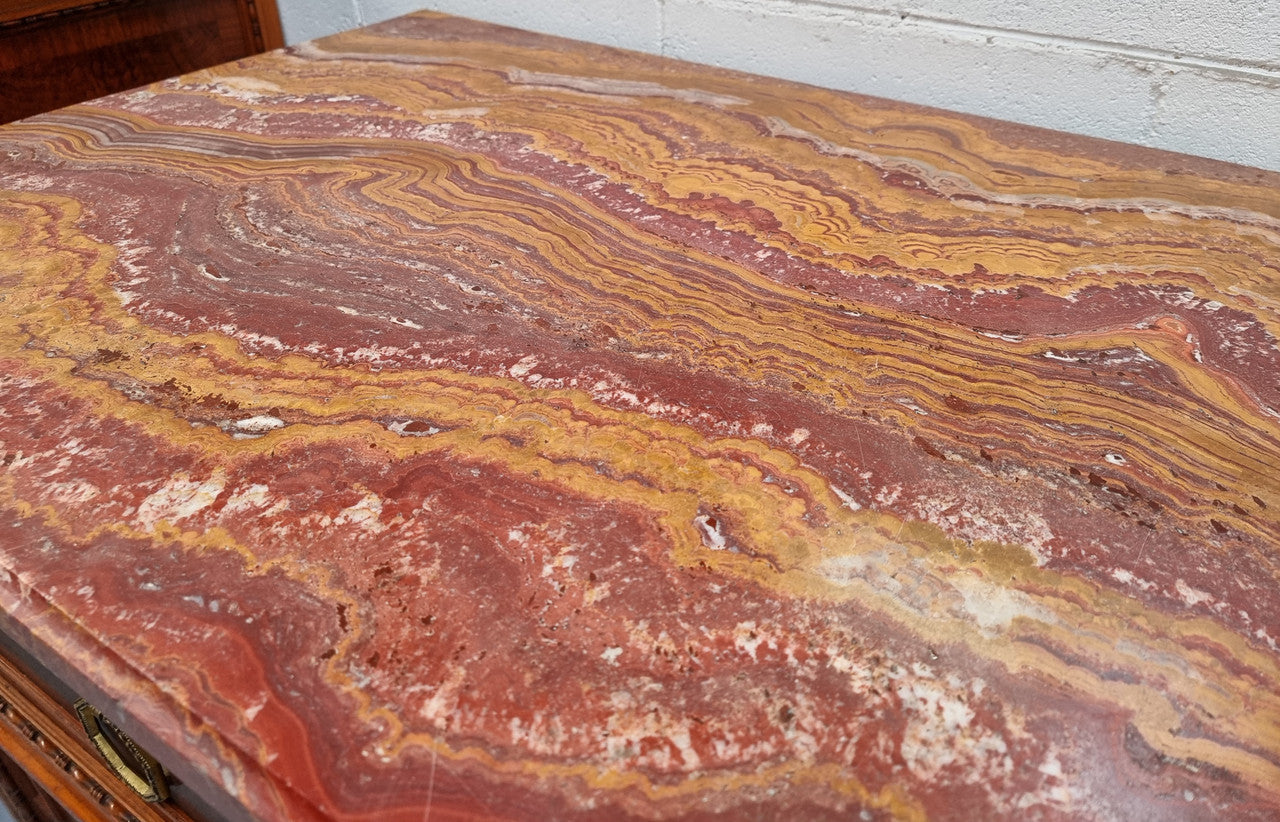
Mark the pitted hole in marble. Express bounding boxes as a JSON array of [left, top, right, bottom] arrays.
[[694, 510, 730, 551], [387, 420, 441, 437]]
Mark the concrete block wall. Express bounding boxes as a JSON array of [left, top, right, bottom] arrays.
[[278, 0, 1280, 172]]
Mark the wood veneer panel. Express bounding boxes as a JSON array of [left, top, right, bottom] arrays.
[[0, 0, 281, 124], [0, 1, 109, 26], [0, 10, 1279, 822]]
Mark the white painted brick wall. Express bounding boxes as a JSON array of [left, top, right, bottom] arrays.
[[277, 0, 1280, 172]]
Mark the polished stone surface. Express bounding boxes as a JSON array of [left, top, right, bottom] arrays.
[[1, 11, 1279, 822]]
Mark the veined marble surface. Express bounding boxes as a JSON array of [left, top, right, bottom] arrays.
[[1, 12, 1278, 822]]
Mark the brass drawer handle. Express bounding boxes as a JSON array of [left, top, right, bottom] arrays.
[[73, 699, 170, 803]]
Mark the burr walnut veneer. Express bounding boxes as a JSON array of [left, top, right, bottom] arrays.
[[0, 11, 1278, 822]]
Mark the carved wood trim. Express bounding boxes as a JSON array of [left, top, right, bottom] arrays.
[[240, 0, 285, 52], [0, 654, 194, 822], [0, 0, 129, 28]]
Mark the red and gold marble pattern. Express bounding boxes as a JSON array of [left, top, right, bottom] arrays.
[[1, 11, 1279, 822]]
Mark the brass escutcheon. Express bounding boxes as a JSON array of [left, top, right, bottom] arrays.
[[73, 699, 170, 803]]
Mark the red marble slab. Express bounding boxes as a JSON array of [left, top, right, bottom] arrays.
[[1, 11, 1279, 822]]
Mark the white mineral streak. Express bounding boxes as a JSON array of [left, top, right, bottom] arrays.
[[291, 40, 455, 68], [1174, 578, 1214, 608], [135, 471, 227, 528], [45, 480, 100, 505], [233, 415, 286, 434], [764, 116, 1280, 233], [786, 427, 810, 445], [831, 486, 863, 511], [509, 355, 539, 378], [895, 673, 1000, 782], [818, 549, 1056, 636], [223, 483, 273, 514], [506, 69, 748, 107], [604, 691, 703, 770], [206, 76, 285, 102], [418, 667, 467, 726], [334, 491, 387, 534], [950, 573, 1058, 635]]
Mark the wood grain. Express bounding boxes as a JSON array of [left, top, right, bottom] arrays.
[[0, 11, 1278, 822], [0, 1, 120, 26], [0, 654, 197, 822], [0, 0, 283, 124]]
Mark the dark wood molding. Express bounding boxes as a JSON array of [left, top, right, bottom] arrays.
[[0, 1, 126, 27], [242, 0, 285, 52], [0, 0, 285, 123], [0, 654, 195, 822]]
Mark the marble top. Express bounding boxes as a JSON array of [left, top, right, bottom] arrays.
[[1, 11, 1278, 822]]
